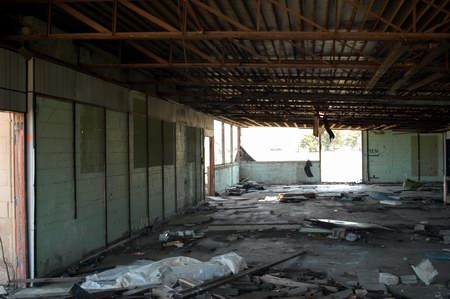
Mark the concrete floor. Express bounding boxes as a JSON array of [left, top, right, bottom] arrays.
[[14, 184, 450, 298]]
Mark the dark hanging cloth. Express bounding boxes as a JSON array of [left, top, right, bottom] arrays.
[[313, 116, 320, 137], [304, 159, 313, 177], [323, 116, 335, 142]]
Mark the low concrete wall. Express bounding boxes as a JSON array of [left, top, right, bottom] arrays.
[[240, 161, 320, 184], [215, 163, 239, 192]]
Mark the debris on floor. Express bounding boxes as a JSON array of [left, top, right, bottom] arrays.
[[367, 191, 398, 201], [224, 179, 264, 196], [304, 218, 393, 231], [81, 252, 247, 290], [411, 258, 439, 285], [378, 272, 399, 286], [159, 230, 204, 248], [9, 183, 450, 299], [403, 178, 423, 190], [278, 192, 316, 202]]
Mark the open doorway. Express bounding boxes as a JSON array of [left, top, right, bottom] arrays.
[[0, 111, 26, 285], [320, 130, 362, 182]]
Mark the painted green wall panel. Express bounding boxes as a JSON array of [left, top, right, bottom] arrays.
[[75, 103, 106, 253], [35, 97, 76, 276], [130, 112, 148, 230], [34, 92, 208, 276], [106, 111, 129, 243], [148, 118, 163, 167], [367, 131, 443, 182]]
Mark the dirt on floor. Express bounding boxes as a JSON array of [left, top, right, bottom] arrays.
[[12, 184, 450, 299]]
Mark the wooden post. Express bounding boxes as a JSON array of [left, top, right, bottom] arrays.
[[208, 137, 215, 196]]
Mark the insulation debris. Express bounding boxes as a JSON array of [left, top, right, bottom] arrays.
[[81, 252, 247, 290]]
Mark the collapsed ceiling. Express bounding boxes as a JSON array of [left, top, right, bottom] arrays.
[[1, 0, 449, 131]]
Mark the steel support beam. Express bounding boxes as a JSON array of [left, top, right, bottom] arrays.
[[81, 61, 444, 70], [3, 31, 450, 41]]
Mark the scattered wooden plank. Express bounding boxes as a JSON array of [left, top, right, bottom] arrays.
[[12, 277, 85, 284], [69, 284, 95, 299], [318, 288, 353, 299], [121, 284, 161, 296], [175, 251, 306, 298], [260, 275, 338, 293], [208, 224, 302, 232], [235, 290, 286, 299]]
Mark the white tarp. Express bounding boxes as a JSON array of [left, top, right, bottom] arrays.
[[81, 252, 247, 290]]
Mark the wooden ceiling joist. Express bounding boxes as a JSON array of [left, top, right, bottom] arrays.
[[0, 0, 449, 132]]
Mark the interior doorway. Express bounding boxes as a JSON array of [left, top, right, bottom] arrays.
[[320, 130, 363, 183], [0, 111, 26, 285]]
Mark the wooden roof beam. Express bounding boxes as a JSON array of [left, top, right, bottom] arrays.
[[82, 60, 445, 70], [119, 0, 178, 32], [406, 72, 447, 91], [4, 31, 450, 41], [56, 3, 110, 33], [388, 43, 449, 94], [190, 0, 251, 31], [345, 0, 406, 32], [127, 41, 167, 63], [365, 45, 409, 91]]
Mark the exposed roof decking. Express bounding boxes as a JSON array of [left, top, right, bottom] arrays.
[[0, 0, 449, 131]]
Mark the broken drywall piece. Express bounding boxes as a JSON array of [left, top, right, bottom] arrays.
[[379, 272, 399, 286], [380, 200, 402, 206], [356, 269, 387, 292], [411, 258, 438, 285], [368, 191, 397, 201], [400, 275, 417, 284]]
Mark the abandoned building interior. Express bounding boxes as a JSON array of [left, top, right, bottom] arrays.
[[0, 0, 450, 298]]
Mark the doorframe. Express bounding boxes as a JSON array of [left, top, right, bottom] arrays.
[[13, 113, 27, 285]]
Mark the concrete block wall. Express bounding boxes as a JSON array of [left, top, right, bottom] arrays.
[[31, 58, 211, 276], [35, 97, 76, 275], [74, 104, 106, 254], [106, 111, 129, 243], [240, 161, 321, 185], [215, 163, 240, 193], [363, 131, 444, 183]]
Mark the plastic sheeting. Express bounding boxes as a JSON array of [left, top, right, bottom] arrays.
[[81, 252, 247, 290]]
